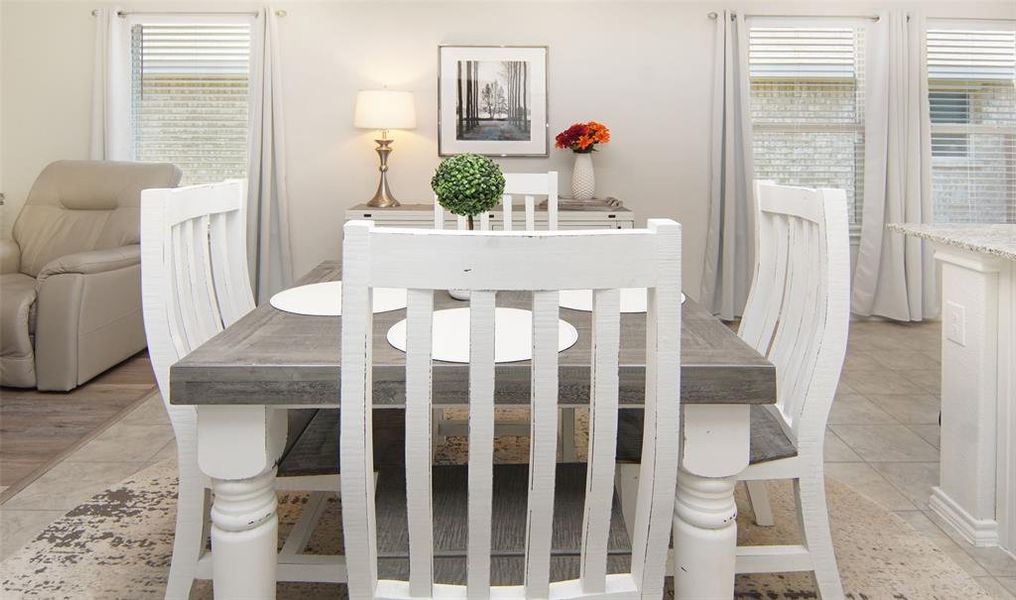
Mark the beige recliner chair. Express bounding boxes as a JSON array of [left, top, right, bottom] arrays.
[[1, 160, 182, 391]]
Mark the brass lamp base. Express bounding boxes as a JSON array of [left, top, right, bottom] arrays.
[[367, 136, 400, 208]]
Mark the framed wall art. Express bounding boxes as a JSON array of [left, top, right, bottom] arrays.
[[438, 45, 548, 157]]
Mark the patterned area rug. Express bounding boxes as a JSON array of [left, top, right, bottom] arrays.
[[1, 457, 989, 600]]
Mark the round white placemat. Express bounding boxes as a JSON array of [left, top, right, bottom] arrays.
[[558, 288, 686, 313], [386, 307, 579, 363], [269, 281, 407, 316]]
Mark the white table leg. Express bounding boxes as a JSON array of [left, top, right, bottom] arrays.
[[672, 404, 750, 598], [196, 405, 287, 599], [210, 468, 279, 598]]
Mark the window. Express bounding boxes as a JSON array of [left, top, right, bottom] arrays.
[[749, 26, 867, 231], [927, 27, 1016, 223], [930, 91, 970, 158], [130, 21, 252, 185]]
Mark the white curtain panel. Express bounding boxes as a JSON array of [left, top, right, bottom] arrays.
[[700, 11, 756, 321], [89, 7, 132, 160], [852, 11, 937, 320], [247, 7, 294, 303]]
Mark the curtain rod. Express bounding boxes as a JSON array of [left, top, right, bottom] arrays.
[[91, 9, 287, 17], [707, 11, 1016, 23], [708, 12, 880, 21], [924, 16, 1016, 21]]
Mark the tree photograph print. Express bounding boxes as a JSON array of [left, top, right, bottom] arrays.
[[456, 60, 532, 142]]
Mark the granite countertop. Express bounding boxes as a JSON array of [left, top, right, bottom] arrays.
[[888, 223, 1016, 261]]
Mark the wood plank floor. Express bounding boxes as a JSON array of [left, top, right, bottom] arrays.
[[0, 352, 156, 502]]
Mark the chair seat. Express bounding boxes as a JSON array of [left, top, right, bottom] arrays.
[[748, 405, 798, 464], [277, 408, 407, 477], [616, 406, 797, 465], [373, 463, 632, 585], [279, 419, 634, 583]]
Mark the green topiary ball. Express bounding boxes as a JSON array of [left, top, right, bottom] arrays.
[[431, 153, 506, 218]]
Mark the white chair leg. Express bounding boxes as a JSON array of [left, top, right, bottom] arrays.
[[614, 462, 640, 536], [796, 471, 844, 599], [166, 463, 206, 599], [559, 407, 577, 462], [746, 480, 775, 527]]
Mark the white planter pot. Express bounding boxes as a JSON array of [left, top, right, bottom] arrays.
[[571, 152, 595, 200], [448, 289, 470, 301]]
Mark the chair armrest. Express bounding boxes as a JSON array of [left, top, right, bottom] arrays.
[[36, 245, 141, 283], [0, 239, 20, 274]]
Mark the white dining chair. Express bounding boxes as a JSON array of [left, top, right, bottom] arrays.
[[433, 171, 559, 231], [140, 181, 344, 598], [432, 171, 580, 460], [339, 218, 682, 597], [735, 181, 850, 598]]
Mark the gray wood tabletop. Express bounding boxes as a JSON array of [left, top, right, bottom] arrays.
[[170, 262, 776, 408], [347, 201, 631, 213]]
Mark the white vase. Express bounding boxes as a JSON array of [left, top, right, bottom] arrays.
[[571, 152, 595, 200]]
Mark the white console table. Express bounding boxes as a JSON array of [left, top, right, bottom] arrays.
[[892, 224, 1016, 558], [345, 201, 635, 230]]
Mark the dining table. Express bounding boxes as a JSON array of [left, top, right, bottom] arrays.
[[170, 260, 777, 599]]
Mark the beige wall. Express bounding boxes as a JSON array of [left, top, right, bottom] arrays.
[[2, 1, 96, 236], [2, 0, 1013, 292]]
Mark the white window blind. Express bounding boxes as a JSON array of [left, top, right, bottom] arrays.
[[749, 26, 867, 230], [927, 27, 1016, 223], [130, 22, 252, 185]]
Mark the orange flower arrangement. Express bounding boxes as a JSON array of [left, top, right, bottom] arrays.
[[555, 121, 611, 153]]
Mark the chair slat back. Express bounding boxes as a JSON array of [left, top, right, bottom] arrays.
[[209, 181, 256, 325], [525, 289, 561, 596], [433, 171, 558, 232], [580, 288, 622, 592], [404, 288, 435, 595], [140, 180, 255, 436], [340, 220, 682, 599], [738, 181, 850, 440]]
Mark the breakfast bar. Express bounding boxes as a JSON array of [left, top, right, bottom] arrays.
[[891, 224, 1016, 558]]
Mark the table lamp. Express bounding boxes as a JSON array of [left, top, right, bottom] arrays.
[[354, 90, 416, 207]]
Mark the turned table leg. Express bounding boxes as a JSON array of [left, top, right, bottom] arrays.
[[673, 473, 738, 598], [196, 405, 287, 599], [672, 404, 750, 598], [210, 469, 279, 597]]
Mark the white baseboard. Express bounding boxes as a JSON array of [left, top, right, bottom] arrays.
[[930, 486, 1000, 547]]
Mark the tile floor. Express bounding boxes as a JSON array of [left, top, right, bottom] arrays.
[[829, 319, 1016, 597], [1, 319, 1014, 597], [0, 389, 174, 561], [0, 352, 156, 501]]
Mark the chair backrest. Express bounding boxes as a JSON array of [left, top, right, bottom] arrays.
[[738, 181, 850, 442], [14, 160, 182, 277], [433, 171, 558, 231], [140, 180, 255, 436], [340, 219, 682, 599]]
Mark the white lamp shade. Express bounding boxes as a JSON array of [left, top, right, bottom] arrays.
[[354, 90, 416, 130]]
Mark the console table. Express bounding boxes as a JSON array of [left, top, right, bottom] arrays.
[[345, 201, 635, 230]]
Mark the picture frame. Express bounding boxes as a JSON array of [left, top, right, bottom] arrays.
[[438, 45, 549, 157]]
